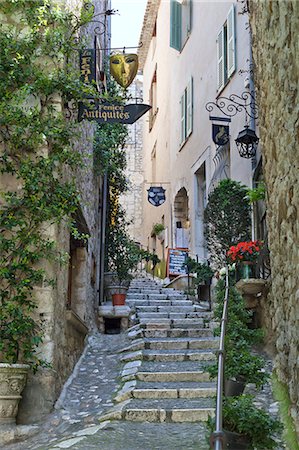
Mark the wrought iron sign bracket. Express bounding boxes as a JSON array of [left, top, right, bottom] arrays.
[[205, 90, 258, 121]]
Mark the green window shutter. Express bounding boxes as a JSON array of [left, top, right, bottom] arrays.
[[227, 4, 236, 78], [170, 0, 182, 51], [180, 92, 186, 144], [187, 0, 192, 34], [217, 28, 225, 91], [186, 77, 193, 137]]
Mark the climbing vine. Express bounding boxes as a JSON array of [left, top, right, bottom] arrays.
[[0, 0, 96, 369]]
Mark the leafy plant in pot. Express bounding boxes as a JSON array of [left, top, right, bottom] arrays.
[[151, 223, 165, 241], [207, 395, 282, 449], [107, 229, 140, 305], [207, 280, 267, 395]]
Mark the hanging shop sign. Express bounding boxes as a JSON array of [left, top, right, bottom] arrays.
[[147, 187, 166, 207], [78, 101, 151, 124], [167, 248, 188, 277], [212, 124, 230, 146], [79, 49, 96, 85], [110, 53, 138, 88]]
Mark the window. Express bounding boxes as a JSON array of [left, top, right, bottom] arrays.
[[170, 0, 192, 51], [149, 69, 158, 130], [217, 5, 236, 92], [180, 77, 193, 145]]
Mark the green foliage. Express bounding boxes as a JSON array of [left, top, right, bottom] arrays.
[[204, 179, 251, 267], [0, 1, 94, 368], [246, 183, 266, 203], [207, 280, 267, 388], [184, 257, 214, 284], [207, 395, 282, 450], [151, 223, 165, 237], [272, 373, 299, 450]]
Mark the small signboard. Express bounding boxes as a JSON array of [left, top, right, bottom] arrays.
[[212, 124, 230, 146], [167, 248, 189, 277], [147, 186, 166, 207], [79, 49, 96, 85], [78, 101, 151, 124]]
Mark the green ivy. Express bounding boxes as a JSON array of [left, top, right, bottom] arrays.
[[0, 0, 95, 370]]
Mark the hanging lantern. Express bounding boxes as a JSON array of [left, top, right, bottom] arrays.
[[235, 125, 259, 158]]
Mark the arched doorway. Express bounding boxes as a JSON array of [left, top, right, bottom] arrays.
[[174, 187, 190, 249]]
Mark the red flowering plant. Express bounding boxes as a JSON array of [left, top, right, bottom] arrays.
[[227, 240, 263, 263]]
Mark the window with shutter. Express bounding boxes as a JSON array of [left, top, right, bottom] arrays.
[[180, 76, 193, 146], [227, 5, 236, 78], [217, 28, 225, 91], [180, 93, 186, 144], [186, 77, 193, 137], [170, 0, 182, 51], [217, 5, 236, 92]]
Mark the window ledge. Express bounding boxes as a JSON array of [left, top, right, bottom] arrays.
[[179, 131, 192, 152], [66, 309, 88, 335], [149, 108, 159, 132]]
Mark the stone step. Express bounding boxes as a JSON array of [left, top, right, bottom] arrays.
[[127, 300, 193, 307], [142, 349, 216, 362], [143, 337, 219, 351], [143, 328, 214, 338], [135, 305, 209, 313], [136, 381, 215, 389], [129, 289, 183, 295], [137, 370, 211, 382], [141, 360, 214, 373], [139, 319, 211, 329], [138, 313, 213, 321], [128, 294, 188, 300], [132, 387, 216, 399], [122, 398, 215, 422]]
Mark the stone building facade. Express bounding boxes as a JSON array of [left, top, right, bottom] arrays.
[[0, 0, 110, 424], [138, 0, 257, 265], [249, 0, 299, 434]]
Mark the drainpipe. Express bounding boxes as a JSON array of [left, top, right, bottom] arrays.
[[99, 172, 108, 304]]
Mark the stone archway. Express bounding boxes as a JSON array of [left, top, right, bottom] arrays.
[[173, 187, 190, 249]]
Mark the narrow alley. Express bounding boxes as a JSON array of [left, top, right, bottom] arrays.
[[6, 275, 284, 450]]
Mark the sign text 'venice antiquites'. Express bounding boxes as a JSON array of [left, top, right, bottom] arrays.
[[78, 101, 151, 125]]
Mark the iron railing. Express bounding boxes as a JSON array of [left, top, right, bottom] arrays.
[[210, 267, 230, 450]]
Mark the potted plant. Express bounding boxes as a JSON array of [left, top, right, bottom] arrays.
[[227, 240, 263, 281], [0, 283, 46, 424], [184, 257, 214, 285], [107, 229, 140, 305], [207, 395, 282, 449], [151, 223, 165, 241]]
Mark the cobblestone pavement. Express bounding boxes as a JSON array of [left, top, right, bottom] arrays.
[[5, 276, 286, 450]]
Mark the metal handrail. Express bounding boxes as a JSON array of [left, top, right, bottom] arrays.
[[210, 266, 230, 450]]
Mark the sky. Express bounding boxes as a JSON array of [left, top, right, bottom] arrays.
[[111, 0, 147, 50]]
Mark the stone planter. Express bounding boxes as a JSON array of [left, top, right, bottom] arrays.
[[0, 364, 29, 425]]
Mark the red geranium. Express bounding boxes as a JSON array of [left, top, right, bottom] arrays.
[[227, 240, 262, 263]]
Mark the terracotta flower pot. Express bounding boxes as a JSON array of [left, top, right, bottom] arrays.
[[112, 293, 126, 306]]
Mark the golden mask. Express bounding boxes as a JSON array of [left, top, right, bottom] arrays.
[[110, 53, 138, 88]]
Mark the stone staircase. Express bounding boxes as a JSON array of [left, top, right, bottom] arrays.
[[100, 275, 218, 424]]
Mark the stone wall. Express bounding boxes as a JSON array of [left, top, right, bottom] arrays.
[[15, 0, 107, 424], [249, 0, 299, 434]]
